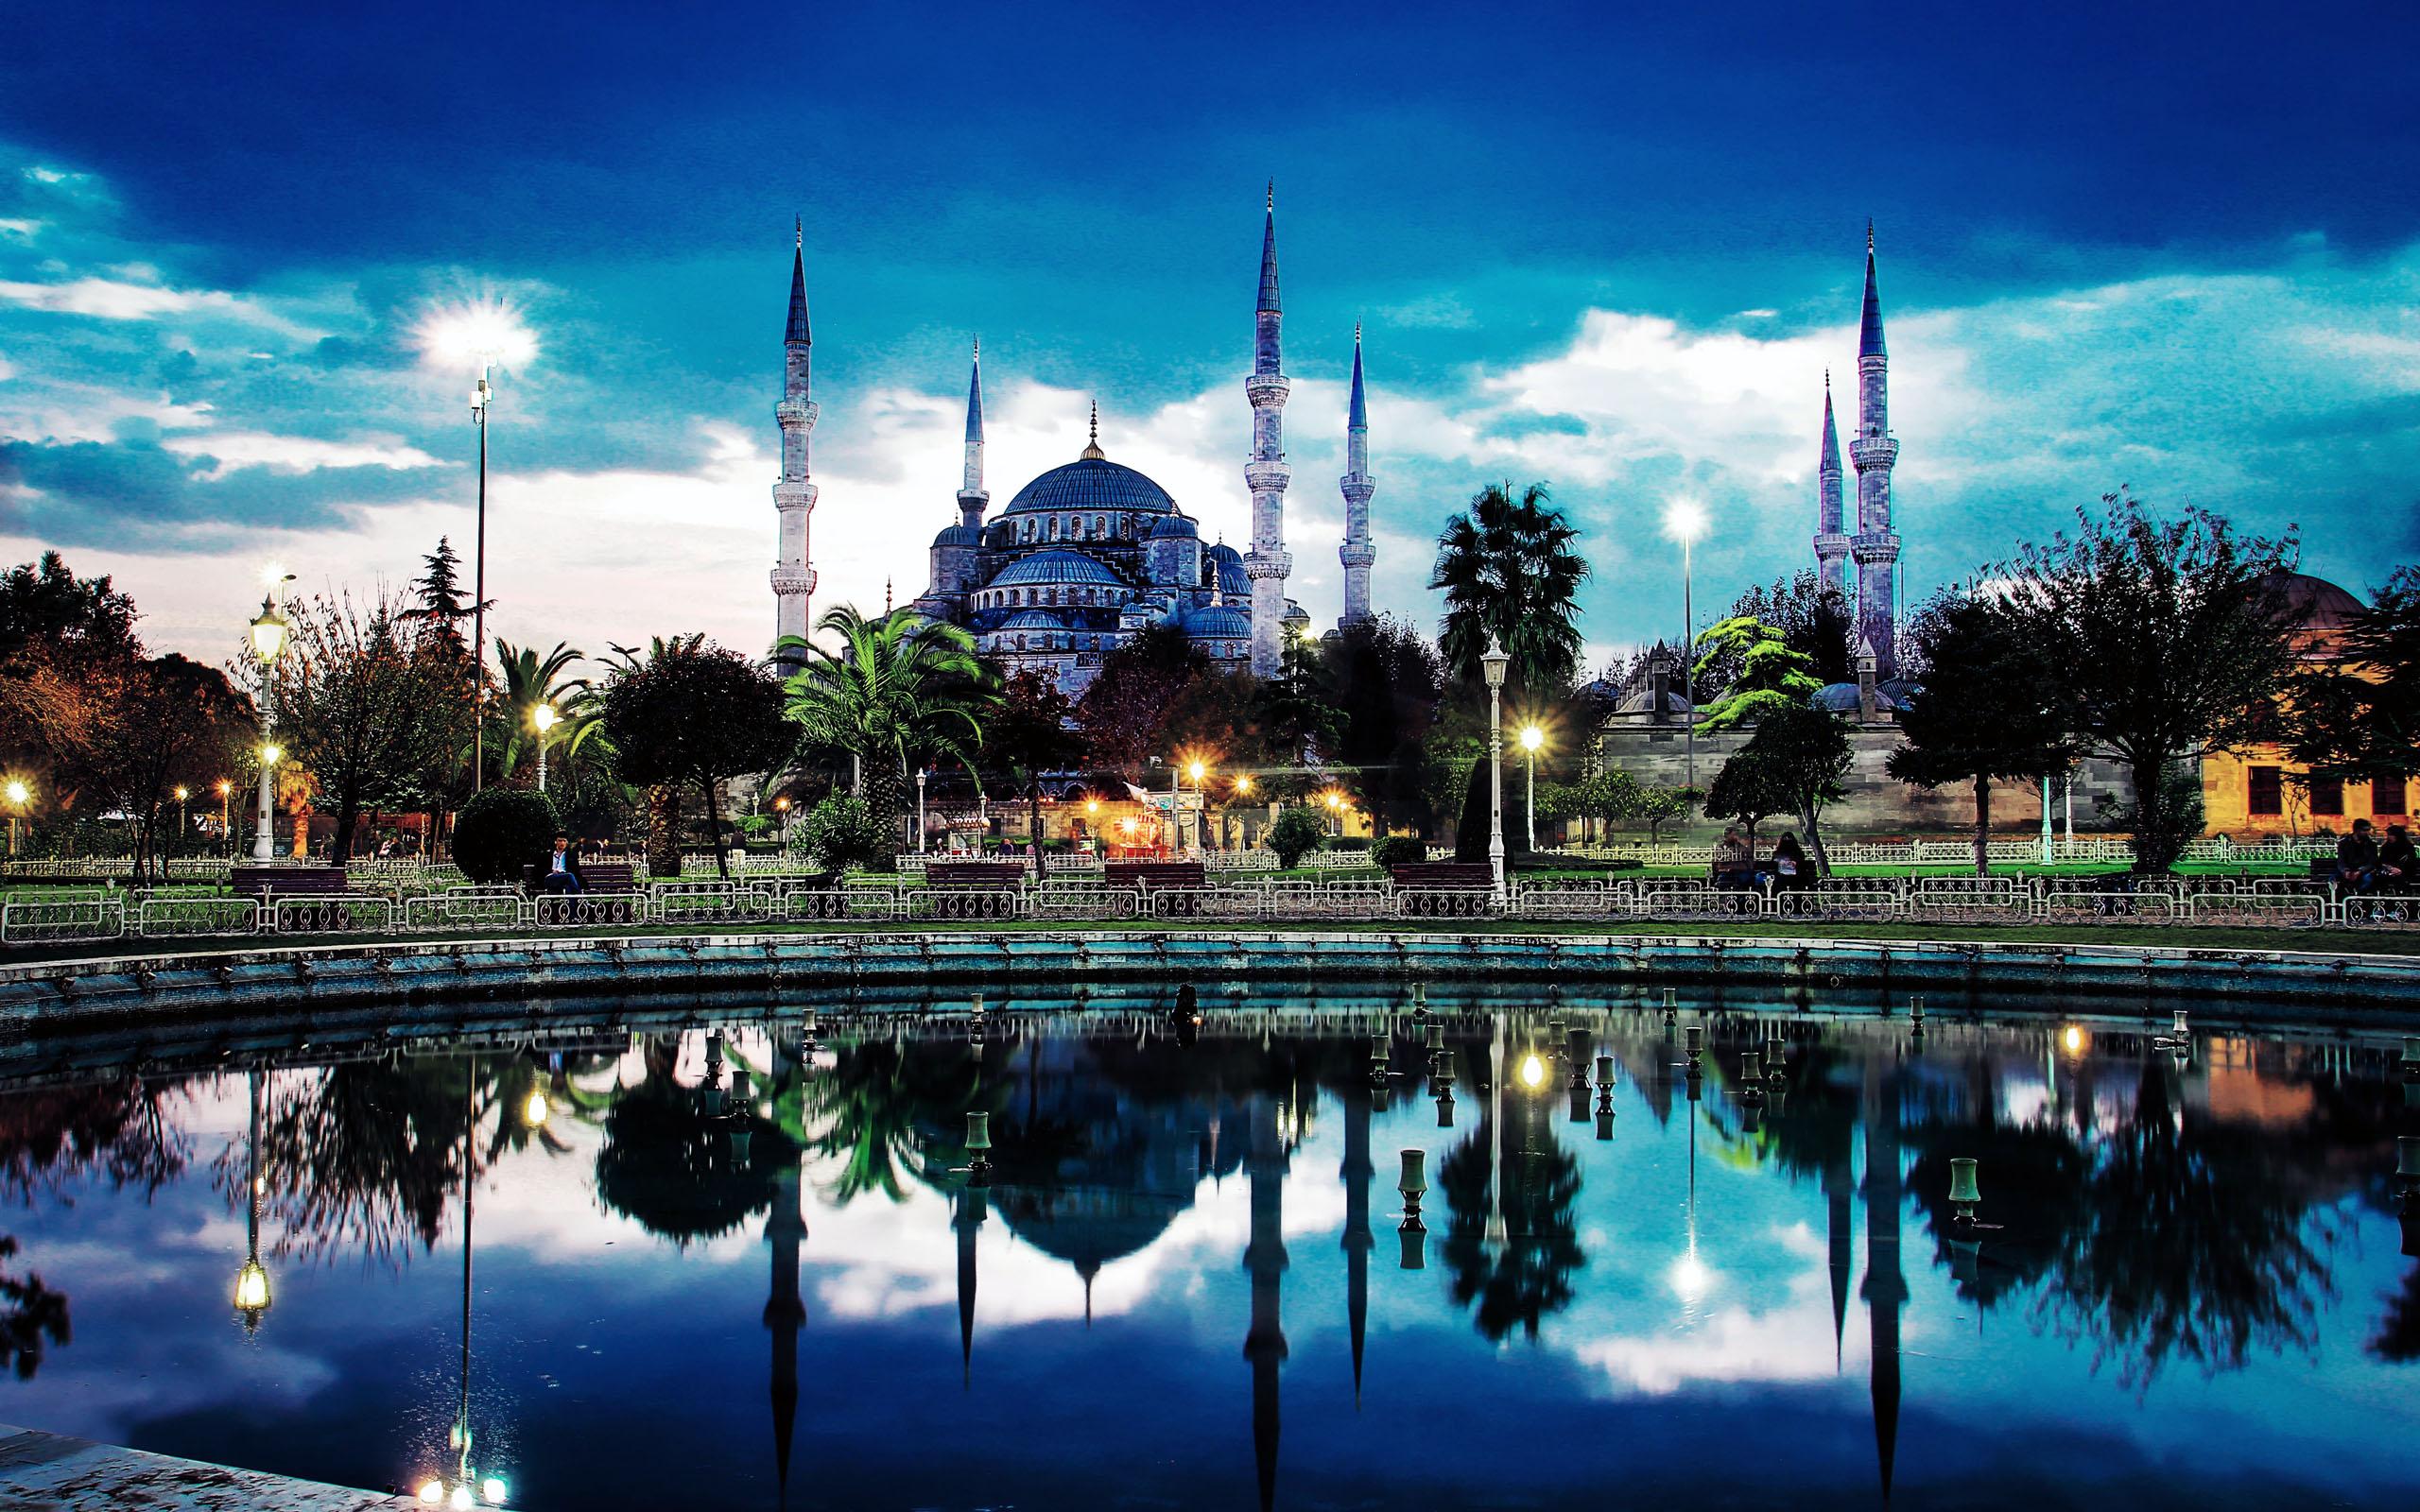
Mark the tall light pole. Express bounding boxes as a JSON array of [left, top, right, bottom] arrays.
[[248, 578, 294, 865], [530, 702, 558, 794], [1187, 759, 1208, 854], [470, 366, 494, 793], [216, 780, 232, 858], [916, 768, 928, 853], [1663, 500, 1707, 793], [4, 779, 27, 858], [1481, 636, 1510, 904], [1517, 724, 1543, 851]]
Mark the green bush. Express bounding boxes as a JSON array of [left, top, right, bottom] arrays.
[[1372, 835, 1426, 869], [453, 788, 561, 884], [1268, 807, 1329, 868], [800, 794, 890, 872]]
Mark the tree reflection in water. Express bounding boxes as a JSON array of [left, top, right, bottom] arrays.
[[238, 1057, 478, 1264], [1439, 1068, 1585, 1343], [597, 1036, 797, 1245], [794, 1033, 992, 1207]]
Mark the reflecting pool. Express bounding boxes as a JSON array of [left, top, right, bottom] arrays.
[[0, 990, 2414, 1509]]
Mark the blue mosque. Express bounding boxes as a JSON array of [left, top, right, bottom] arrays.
[[770, 190, 1378, 698]]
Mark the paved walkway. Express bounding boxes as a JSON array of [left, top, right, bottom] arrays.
[[0, 1424, 424, 1511]]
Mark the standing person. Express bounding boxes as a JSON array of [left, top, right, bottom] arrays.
[[2335, 817, 2379, 894]]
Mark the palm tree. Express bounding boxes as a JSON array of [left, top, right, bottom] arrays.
[[776, 606, 995, 835], [1430, 481, 1590, 701], [490, 638, 596, 785]]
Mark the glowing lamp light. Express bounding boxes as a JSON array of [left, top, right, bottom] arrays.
[[418, 1481, 444, 1503], [174, 785, 189, 801], [1518, 1053, 1547, 1090], [480, 1478, 509, 1505], [1323, 790, 1343, 811], [415, 294, 540, 371], [773, 796, 790, 813], [1186, 760, 1206, 782], [249, 594, 291, 666], [1234, 775, 1253, 796], [215, 779, 232, 797], [5, 780, 28, 807], [530, 702, 558, 734], [1662, 497, 1709, 544], [2062, 1025, 2085, 1055], [259, 744, 282, 766], [523, 1090, 549, 1128], [1518, 724, 1544, 753], [450, 1484, 475, 1510], [233, 1258, 270, 1314], [1085, 798, 1099, 815]]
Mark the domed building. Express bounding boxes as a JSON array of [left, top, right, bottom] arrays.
[[828, 192, 1358, 697]]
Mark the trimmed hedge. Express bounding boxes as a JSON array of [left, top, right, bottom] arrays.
[[453, 788, 561, 884]]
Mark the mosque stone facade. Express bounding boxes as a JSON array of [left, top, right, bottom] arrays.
[[778, 192, 1365, 700]]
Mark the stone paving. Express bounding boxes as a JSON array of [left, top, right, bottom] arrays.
[[0, 1424, 424, 1511]]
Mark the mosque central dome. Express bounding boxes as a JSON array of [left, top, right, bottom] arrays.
[[1000, 455, 1175, 517]]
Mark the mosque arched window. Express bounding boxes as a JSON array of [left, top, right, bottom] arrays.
[[1095, 515, 1106, 538]]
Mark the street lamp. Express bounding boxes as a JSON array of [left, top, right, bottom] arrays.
[[173, 785, 189, 860], [1516, 723, 1544, 851], [469, 367, 495, 793], [1662, 499, 1707, 791], [1480, 636, 1510, 904], [1322, 786, 1345, 837], [233, 1069, 271, 1335], [773, 795, 791, 850], [3, 779, 26, 859], [249, 576, 294, 865], [529, 702, 558, 794], [917, 767, 929, 853], [1185, 758, 1209, 853], [215, 780, 232, 858]]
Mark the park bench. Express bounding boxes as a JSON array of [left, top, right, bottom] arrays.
[[1389, 862, 1495, 919], [1104, 861, 1206, 891], [231, 865, 351, 898], [525, 859, 645, 927], [916, 860, 1028, 920]]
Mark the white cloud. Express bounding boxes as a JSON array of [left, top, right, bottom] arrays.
[[0, 275, 319, 336], [162, 429, 449, 480], [0, 383, 216, 444]]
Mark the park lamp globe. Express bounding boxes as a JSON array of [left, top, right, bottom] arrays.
[[1662, 497, 1708, 545], [530, 702, 558, 736], [1518, 724, 1544, 754], [233, 1256, 270, 1330], [249, 591, 292, 667], [1480, 636, 1509, 691]]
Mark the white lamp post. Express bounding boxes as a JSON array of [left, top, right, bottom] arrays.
[[1186, 759, 1208, 854], [1662, 500, 1707, 793], [530, 702, 558, 794], [1481, 635, 1510, 904], [248, 578, 294, 865], [1518, 724, 1543, 851], [3, 779, 26, 859], [233, 1068, 271, 1335], [469, 367, 494, 793], [916, 768, 928, 853]]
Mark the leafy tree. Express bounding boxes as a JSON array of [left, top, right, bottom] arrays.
[[602, 638, 795, 878], [1074, 625, 1207, 770], [1738, 703, 1853, 873], [1253, 632, 1343, 762], [1582, 769, 1695, 844], [265, 588, 456, 863], [780, 606, 993, 841], [2287, 564, 2419, 789], [982, 669, 1080, 856], [1988, 493, 2298, 872], [1888, 593, 2076, 874], [1696, 570, 1855, 700], [1692, 616, 1823, 730], [1703, 745, 1791, 850], [797, 793, 890, 872], [452, 787, 560, 885], [1430, 481, 1590, 704], [0, 552, 147, 828], [1267, 806, 1328, 868], [1320, 613, 1445, 835]]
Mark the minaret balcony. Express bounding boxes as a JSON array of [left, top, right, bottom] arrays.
[[1244, 374, 1291, 408], [1850, 533, 1900, 564], [1243, 461, 1291, 493], [1812, 531, 1851, 558], [773, 481, 818, 509], [1243, 550, 1293, 579], [1849, 437, 1898, 471], [770, 565, 819, 594], [776, 398, 820, 428], [1340, 474, 1375, 502], [1339, 541, 1376, 569]]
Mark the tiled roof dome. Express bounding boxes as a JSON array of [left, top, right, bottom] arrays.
[[1001, 457, 1175, 517], [1147, 511, 1200, 540], [997, 609, 1069, 631], [988, 549, 1126, 589]]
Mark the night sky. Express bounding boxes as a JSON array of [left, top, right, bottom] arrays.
[[3, 1, 2415, 662]]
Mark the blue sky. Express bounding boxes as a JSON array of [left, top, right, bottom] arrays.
[[2, 1, 2416, 662]]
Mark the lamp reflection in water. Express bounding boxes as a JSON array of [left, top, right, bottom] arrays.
[[1671, 1061, 1711, 1306], [233, 1068, 271, 1334], [418, 1061, 509, 1508]]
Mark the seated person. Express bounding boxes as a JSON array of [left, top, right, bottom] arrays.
[[2335, 818, 2379, 893], [1710, 826, 1754, 888], [2377, 823, 2415, 889], [540, 833, 585, 894], [1771, 832, 1810, 891]]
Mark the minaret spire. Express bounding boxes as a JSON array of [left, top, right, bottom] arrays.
[[771, 225, 820, 666], [1850, 225, 1902, 679], [1243, 1097, 1290, 1512], [1341, 1082, 1374, 1406], [1244, 186, 1293, 676], [958, 337, 988, 527], [1081, 399, 1105, 460], [1338, 323, 1376, 627], [1813, 370, 1850, 599]]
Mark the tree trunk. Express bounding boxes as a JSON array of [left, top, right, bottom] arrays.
[[646, 784, 682, 877], [1973, 774, 1993, 876], [2130, 754, 2176, 874], [1028, 786, 1045, 878], [1800, 803, 1831, 878], [332, 799, 360, 868], [701, 775, 729, 880]]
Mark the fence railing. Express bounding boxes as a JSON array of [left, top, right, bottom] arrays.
[[4, 870, 2410, 948]]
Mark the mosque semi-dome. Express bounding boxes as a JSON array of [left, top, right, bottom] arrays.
[[1001, 456, 1176, 518], [2258, 570, 2363, 633], [1184, 604, 1252, 639], [931, 522, 982, 547], [988, 549, 1129, 590], [1146, 511, 1200, 540], [997, 609, 1070, 632]]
